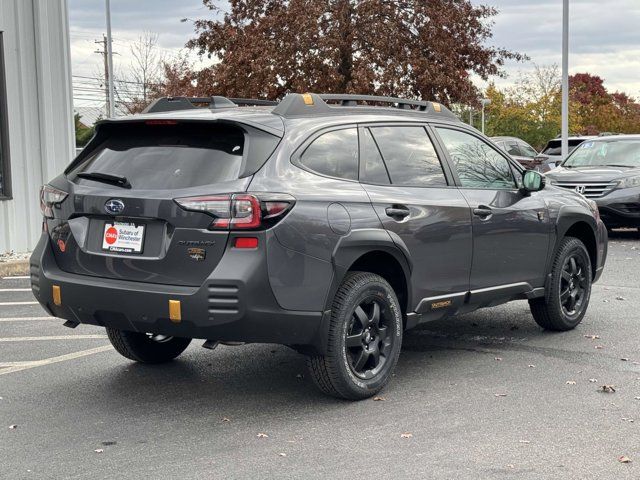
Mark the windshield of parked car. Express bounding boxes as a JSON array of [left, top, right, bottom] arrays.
[[542, 139, 588, 156], [563, 140, 640, 168]]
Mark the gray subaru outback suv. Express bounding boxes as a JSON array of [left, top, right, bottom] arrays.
[[31, 93, 607, 400]]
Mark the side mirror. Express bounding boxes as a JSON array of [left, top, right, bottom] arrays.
[[521, 170, 546, 193]]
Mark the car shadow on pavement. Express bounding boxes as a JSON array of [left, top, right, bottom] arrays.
[[40, 302, 571, 417]]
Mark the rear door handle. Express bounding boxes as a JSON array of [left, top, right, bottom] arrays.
[[385, 206, 410, 219], [473, 206, 493, 219]]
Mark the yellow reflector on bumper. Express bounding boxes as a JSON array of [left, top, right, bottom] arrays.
[[52, 285, 62, 306], [169, 300, 181, 323]]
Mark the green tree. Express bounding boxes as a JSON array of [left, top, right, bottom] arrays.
[[75, 114, 95, 148]]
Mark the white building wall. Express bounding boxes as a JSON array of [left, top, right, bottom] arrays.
[[0, 0, 74, 253]]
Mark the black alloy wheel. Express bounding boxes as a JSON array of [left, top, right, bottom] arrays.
[[345, 297, 394, 380]]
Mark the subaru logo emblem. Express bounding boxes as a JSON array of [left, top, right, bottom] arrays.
[[574, 185, 586, 195], [104, 199, 125, 215]]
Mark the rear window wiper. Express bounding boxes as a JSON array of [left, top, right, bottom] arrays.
[[76, 172, 131, 189]]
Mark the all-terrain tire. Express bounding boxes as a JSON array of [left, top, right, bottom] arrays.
[[529, 237, 592, 331], [307, 272, 403, 400], [106, 327, 191, 363]]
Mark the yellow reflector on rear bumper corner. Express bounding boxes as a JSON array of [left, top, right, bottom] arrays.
[[302, 93, 314, 105], [52, 285, 62, 306], [169, 300, 181, 323]]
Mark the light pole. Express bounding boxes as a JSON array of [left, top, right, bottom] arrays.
[[480, 98, 491, 134], [561, 0, 569, 159], [105, 0, 115, 118]]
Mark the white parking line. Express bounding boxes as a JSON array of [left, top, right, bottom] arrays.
[[0, 345, 112, 376], [1, 276, 29, 280], [0, 288, 31, 292], [0, 335, 107, 342], [0, 316, 55, 322], [0, 301, 38, 306]]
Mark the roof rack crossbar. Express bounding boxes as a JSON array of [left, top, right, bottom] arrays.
[[229, 98, 279, 107]]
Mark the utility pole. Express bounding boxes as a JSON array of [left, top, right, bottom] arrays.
[[105, 0, 115, 118], [480, 98, 491, 134], [95, 36, 111, 117], [561, 0, 569, 159]]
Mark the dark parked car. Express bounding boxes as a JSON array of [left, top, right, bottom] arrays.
[[546, 135, 640, 231], [491, 136, 540, 170], [31, 93, 607, 399], [535, 136, 596, 172]]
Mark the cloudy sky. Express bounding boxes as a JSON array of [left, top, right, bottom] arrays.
[[68, 0, 640, 113]]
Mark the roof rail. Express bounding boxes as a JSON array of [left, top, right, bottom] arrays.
[[272, 93, 458, 120], [142, 96, 277, 114]]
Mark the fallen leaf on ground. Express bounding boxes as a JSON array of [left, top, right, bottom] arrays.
[[221, 417, 230, 422], [634, 397, 640, 400], [257, 433, 269, 438], [8, 425, 17, 430], [584, 335, 600, 340], [528, 364, 536, 368], [616, 296, 626, 301], [278, 453, 287, 457], [94, 449, 104, 454], [400, 432, 413, 438], [495, 357, 503, 361], [589, 378, 598, 383], [494, 393, 508, 397], [566, 381, 577, 385], [619, 456, 632, 463], [595, 345, 604, 350], [621, 358, 629, 362], [519, 440, 530, 444], [373, 396, 385, 402], [599, 385, 616, 393]]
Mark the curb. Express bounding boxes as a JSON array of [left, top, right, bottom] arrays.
[[0, 260, 30, 277]]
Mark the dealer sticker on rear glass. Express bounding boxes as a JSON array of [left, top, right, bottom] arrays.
[[102, 222, 145, 253]]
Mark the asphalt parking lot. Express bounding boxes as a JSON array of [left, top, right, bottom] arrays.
[[1, 231, 639, 479]]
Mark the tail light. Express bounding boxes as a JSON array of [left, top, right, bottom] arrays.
[[40, 185, 68, 219], [174, 193, 295, 230]]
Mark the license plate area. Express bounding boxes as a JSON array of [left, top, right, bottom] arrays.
[[102, 221, 145, 254]]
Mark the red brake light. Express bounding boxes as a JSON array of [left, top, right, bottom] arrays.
[[174, 193, 294, 230], [144, 120, 178, 125]]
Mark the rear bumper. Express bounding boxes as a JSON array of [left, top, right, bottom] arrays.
[[30, 233, 325, 351]]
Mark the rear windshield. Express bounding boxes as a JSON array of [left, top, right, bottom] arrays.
[[542, 139, 587, 156], [68, 123, 245, 190]]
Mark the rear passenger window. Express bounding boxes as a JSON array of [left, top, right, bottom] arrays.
[[360, 128, 390, 184], [370, 126, 447, 187], [299, 128, 358, 180]]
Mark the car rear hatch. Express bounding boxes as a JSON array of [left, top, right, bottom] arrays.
[[51, 119, 281, 286]]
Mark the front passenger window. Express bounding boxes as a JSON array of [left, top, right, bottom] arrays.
[[436, 128, 517, 189]]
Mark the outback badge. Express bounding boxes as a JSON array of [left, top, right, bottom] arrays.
[[188, 247, 206, 262]]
